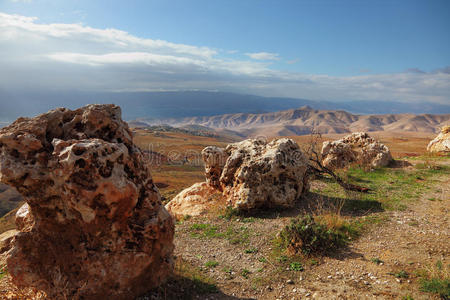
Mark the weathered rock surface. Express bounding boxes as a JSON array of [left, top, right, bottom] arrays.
[[166, 138, 309, 216], [321, 132, 392, 169], [427, 125, 450, 153], [220, 138, 309, 210], [202, 146, 228, 189], [165, 182, 220, 218], [0, 104, 174, 299]]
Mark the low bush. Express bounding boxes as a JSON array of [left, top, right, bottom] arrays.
[[277, 214, 353, 255], [417, 260, 449, 299]]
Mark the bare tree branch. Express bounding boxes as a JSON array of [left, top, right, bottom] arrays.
[[306, 130, 371, 193]]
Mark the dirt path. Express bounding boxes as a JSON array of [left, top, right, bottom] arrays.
[[153, 168, 449, 300], [278, 175, 449, 300]]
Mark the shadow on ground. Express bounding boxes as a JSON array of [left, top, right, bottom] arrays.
[[231, 190, 383, 221], [139, 276, 256, 300]]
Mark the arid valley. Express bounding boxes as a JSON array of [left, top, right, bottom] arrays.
[[0, 107, 448, 299]]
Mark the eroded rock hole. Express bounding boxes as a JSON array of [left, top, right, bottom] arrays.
[[75, 159, 86, 168], [74, 148, 85, 156]]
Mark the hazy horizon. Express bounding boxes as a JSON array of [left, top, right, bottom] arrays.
[[0, 0, 449, 111]]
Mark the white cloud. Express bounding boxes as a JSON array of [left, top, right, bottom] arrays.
[[245, 52, 280, 60], [0, 12, 449, 104], [286, 59, 300, 65]]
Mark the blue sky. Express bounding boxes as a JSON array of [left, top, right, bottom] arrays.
[[0, 0, 449, 103]]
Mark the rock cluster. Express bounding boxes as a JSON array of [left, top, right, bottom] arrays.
[[321, 132, 392, 169], [0, 104, 174, 299], [166, 138, 309, 217], [427, 126, 450, 153]]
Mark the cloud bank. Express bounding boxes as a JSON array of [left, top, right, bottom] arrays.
[[245, 52, 280, 61], [0, 12, 449, 104]]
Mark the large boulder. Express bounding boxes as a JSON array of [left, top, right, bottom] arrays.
[[321, 132, 392, 169], [166, 138, 309, 216], [220, 138, 309, 210], [427, 126, 450, 153], [0, 104, 174, 299]]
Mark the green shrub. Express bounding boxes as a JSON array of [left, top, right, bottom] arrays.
[[205, 260, 219, 268], [219, 206, 241, 220], [241, 269, 251, 279], [394, 270, 409, 278], [277, 215, 350, 255], [244, 247, 258, 254], [289, 262, 304, 271], [418, 260, 449, 298], [371, 257, 383, 265], [420, 278, 449, 298]]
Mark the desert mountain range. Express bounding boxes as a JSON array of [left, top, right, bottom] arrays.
[[1, 91, 450, 124], [131, 106, 450, 137]]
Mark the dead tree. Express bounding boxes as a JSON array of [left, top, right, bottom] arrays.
[[305, 130, 370, 193]]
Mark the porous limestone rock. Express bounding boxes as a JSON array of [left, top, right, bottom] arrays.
[[220, 138, 309, 210], [202, 146, 228, 189], [321, 132, 392, 169], [427, 126, 450, 153], [165, 182, 220, 219], [166, 138, 309, 216], [0, 104, 174, 299]]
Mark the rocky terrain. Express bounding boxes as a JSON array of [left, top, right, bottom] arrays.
[[0, 107, 448, 300], [133, 106, 450, 137], [166, 138, 309, 218], [0, 105, 174, 299]]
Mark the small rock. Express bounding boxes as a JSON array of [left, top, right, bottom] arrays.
[[286, 279, 294, 284]]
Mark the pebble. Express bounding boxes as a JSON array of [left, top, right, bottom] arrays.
[[286, 279, 294, 284]]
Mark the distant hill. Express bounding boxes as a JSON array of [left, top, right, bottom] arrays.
[[1, 90, 449, 126], [0, 183, 22, 218], [132, 106, 450, 137]]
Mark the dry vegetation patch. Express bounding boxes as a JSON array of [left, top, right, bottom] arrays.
[[1, 130, 449, 299]]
